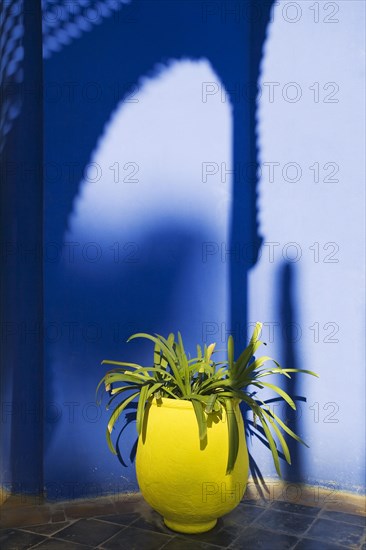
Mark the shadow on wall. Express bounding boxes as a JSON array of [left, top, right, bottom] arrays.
[[44, 223, 214, 497], [280, 261, 306, 484], [244, 261, 309, 495], [40, 0, 275, 498]]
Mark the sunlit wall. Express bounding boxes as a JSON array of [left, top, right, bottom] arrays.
[[248, 1, 365, 494]]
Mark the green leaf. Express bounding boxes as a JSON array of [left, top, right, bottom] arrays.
[[223, 398, 239, 474], [146, 382, 164, 399], [128, 333, 186, 396], [261, 407, 291, 464], [199, 378, 232, 393], [123, 366, 179, 384], [96, 373, 144, 401], [235, 340, 262, 377], [228, 335, 234, 375], [190, 394, 210, 404], [258, 401, 309, 447], [135, 382, 165, 436], [196, 344, 202, 359], [257, 368, 292, 379], [104, 372, 150, 385], [234, 321, 263, 377], [136, 384, 150, 436], [161, 386, 181, 399], [177, 332, 191, 395], [256, 368, 319, 379], [205, 343, 216, 363], [191, 399, 207, 441], [250, 322, 263, 344], [205, 394, 218, 414], [106, 385, 141, 409], [252, 381, 296, 410], [257, 411, 282, 477], [101, 360, 143, 369], [242, 356, 281, 378], [106, 391, 140, 454], [154, 341, 162, 367]]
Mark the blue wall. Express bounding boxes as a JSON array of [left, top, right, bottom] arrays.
[[246, 2, 365, 494], [1, 0, 364, 501]]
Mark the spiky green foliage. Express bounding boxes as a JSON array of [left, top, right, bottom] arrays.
[[97, 322, 318, 475]]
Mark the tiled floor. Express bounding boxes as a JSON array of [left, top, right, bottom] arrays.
[[1, 496, 365, 550]]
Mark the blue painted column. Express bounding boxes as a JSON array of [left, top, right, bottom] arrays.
[[0, 0, 44, 497], [229, 1, 273, 350]]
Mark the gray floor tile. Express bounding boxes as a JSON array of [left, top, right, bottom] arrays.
[[320, 510, 366, 527], [306, 518, 364, 547], [254, 508, 315, 535], [230, 525, 298, 549], [162, 537, 224, 549], [294, 538, 351, 550], [0, 528, 46, 550], [241, 498, 270, 507], [177, 520, 243, 547], [21, 522, 72, 536], [222, 503, 266, 526], [102, 526, 173, 549], [130, 515, 173, 535], [272, 501, 321, 517], [95, 513, 141, 527], [33, 539, 93, 549], [53, 518, 122, 546]]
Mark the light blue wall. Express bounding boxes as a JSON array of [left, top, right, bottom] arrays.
[[247, 1, 365, 493]]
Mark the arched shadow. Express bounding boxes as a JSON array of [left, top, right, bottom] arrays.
[[40, 0, 275, 498], [44, 0, 274, 250], [44, 221, 219, 498]]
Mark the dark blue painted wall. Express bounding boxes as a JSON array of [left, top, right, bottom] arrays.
[[0, 0, 44, 496]]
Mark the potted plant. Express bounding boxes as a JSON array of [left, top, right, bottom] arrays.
[[97, 322, 317, 534]]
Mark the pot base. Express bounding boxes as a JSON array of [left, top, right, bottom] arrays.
[[164, 517, 217, 534]]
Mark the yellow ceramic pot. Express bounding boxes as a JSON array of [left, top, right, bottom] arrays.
[[136, 397, 249, 534]]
